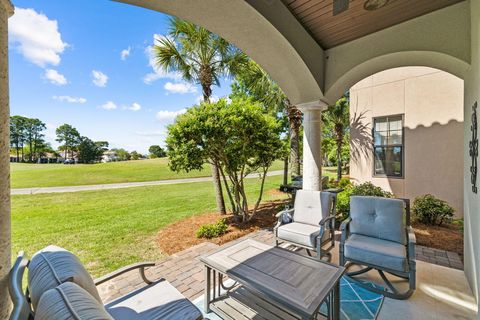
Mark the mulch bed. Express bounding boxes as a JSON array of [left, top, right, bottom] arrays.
[[157, 199, 288, 255], [157, 198, 464, 260], [412, 222, 463, 258]]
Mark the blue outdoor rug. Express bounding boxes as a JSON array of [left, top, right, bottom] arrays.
[[193, 276, 384, 320]]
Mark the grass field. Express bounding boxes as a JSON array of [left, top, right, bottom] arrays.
[[10, 158, 285, 188], [12, 175, 287, 277]]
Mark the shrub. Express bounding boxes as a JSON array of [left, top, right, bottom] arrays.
[[412, 194, 454, 226], [196, 219, 228, 239], [337, 182, 393, 219]]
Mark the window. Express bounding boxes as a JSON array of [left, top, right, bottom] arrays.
[[373, 115, 404, 177]]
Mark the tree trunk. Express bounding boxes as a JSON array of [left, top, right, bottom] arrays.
[[283, 157, 288, 185], [211, 162, 226, 215], [219, 165, 236, 214], [287, 105, 302, 177], [15, 146, 18, 162], [202, 80, 225, 215], [29, 140, 33, 162], [336, 149, 342, 181]]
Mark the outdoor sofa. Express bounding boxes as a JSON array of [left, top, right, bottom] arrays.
[[8, 246, 203, 320]]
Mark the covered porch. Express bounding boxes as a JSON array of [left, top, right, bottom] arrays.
[[96, 229, 476, 319], [0, 0, 479, 318]]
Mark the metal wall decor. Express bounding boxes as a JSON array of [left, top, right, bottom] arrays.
[[470, 101, 478, 193]]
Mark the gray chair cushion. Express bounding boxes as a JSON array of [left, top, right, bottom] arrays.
[[277, 222, 329, 248], [105, 279, 202, 320], [344, 234, 407, 272], [350, 196, 406, 244], [293, 190, 333, 226], [28, 245, 101, 310], [35, 282, 113, 320]]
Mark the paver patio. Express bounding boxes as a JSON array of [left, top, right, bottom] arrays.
[[97, 228, 475, 319]]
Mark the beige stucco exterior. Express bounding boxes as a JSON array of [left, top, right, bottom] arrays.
[[349, 67, 464, 217]]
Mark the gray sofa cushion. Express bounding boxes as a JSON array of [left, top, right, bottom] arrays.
[[344, 234, 407, 272], [293, 190, 333, 226], [35, 282, 113, 320], [350, 196, 406, 244], [28, 245, 101, 310], [277, 222, 329, 248], [105, 279, 202, 320]]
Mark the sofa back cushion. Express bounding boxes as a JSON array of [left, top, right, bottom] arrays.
[[350, 196, 406, 244], [293, 190, 333, 226], [28, 245, 101, 310], [35, 282, 113, 320]]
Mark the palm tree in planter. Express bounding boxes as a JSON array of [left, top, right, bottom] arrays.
[[153, 17, 248, 215], [233, 60, 303, 179], [322, 96, 350, 181]]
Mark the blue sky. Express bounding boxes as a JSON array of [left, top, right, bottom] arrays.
[[8, 0, 232, 153]]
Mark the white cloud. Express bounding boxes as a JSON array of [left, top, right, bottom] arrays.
[[127, 102, 141, 111], [9, 7, 68, 67], [121, 47, 131, 61], [100, 101, 117, 110], [164, 82, 197, 94], [195, 95, 219, 104], [92, 70, 108, 87], [155, 108, 187, 121], [52, 95, 86, 104], [142, 35, 182, 84], [44, 69, 67, 86]]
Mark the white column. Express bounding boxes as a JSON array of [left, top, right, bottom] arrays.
[[0, 1, 13, 318], [297, 100, 328, 191]]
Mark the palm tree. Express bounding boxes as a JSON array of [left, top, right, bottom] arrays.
[[322, 96, 350, 180], [233, 61, 302, 178], [153, 17, 248, 215]]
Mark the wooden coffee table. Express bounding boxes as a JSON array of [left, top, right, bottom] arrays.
[[200, 239, 345, 320]]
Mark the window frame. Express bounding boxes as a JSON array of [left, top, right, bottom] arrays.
[[372, 114, 405, 179]]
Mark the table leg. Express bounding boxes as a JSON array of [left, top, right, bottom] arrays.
[[332, 280, 340, 320], [205, 266, 211, 313]]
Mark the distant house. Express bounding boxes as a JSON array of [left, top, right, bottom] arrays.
[[349, 66, 464, 217], [102, 150, 118, 163]]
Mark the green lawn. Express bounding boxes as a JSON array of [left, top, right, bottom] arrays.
[[11, 158, 285, 188], [12, 175, 286, 277]]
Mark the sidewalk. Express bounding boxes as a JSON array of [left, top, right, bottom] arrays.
[[11, 170, 284, 195]]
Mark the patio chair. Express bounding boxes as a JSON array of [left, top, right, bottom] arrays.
[[8, 246, 203, 320], [339, 196, 416, 299], [274, 190, 336, 260]]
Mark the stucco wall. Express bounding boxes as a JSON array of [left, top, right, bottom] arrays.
[[464, 0, 480, 311], [350, 67, 464, 217]]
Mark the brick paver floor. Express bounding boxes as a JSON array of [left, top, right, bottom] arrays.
[[97, 229, 463, 302]]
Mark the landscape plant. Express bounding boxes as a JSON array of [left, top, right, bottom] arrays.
[[153, 17, 248, 215], [196, 219, 228, 239], [337, 182, 393, 219], [167, 98, 283, 222], [412, 194, 454, 226], [148, 145, 166, 158]]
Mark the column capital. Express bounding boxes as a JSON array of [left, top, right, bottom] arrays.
[[296, 99, 329, 112], [0, 0, 14, 17]]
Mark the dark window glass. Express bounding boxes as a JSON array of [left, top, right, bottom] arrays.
[[373, 116, 403, 177]]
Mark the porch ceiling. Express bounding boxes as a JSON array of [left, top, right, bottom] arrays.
[[281, 0, 466, 49]]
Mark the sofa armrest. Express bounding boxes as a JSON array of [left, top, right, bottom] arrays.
[[275, 208, 294, 219], [319, 215, 335, 229], [407, 226, 416, 261], [94, 262, 156, 286], [340, 217, 352, 245]]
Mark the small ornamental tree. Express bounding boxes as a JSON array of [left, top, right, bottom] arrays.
[[167, 98, 283, 222]]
